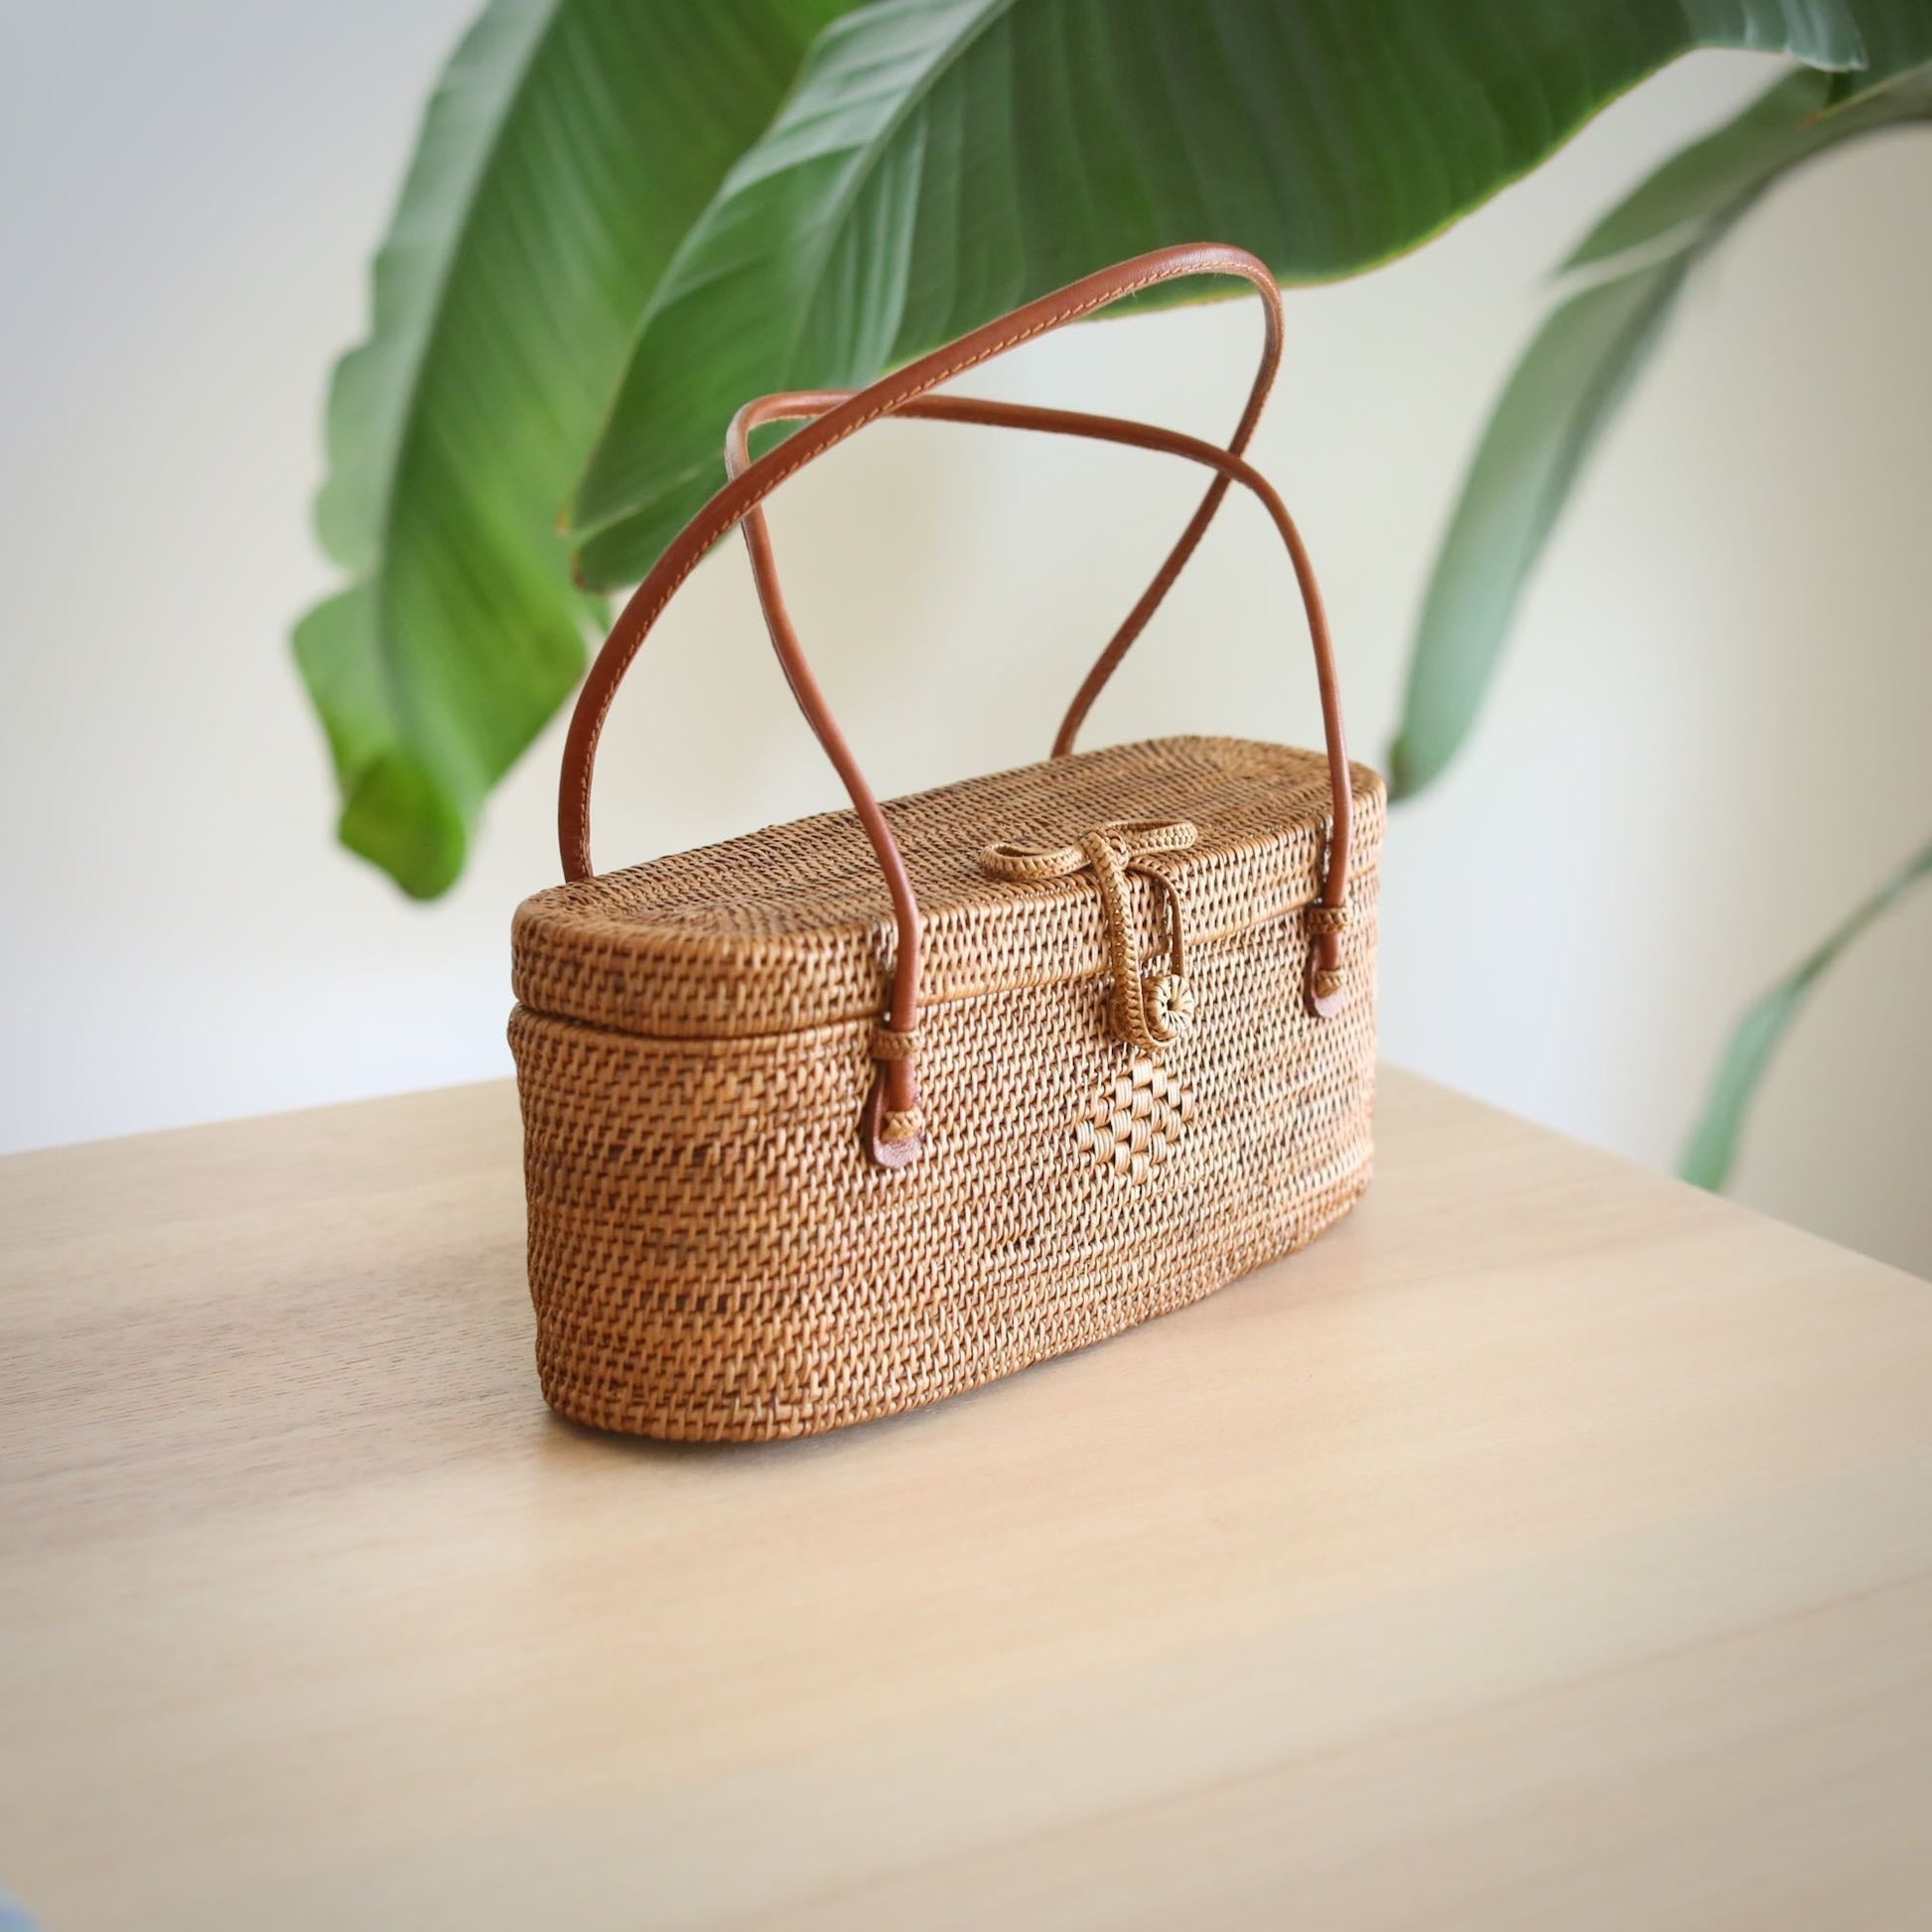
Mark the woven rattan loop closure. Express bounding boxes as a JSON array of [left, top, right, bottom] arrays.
[[984, 820, 1199, 1052], [561, 244, 1356, 1168]]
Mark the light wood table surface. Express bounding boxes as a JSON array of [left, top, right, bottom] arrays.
[[2, 1069, 1928, 1930]]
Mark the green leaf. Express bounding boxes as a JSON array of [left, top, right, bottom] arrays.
[[1388, 254, 1693, 799], [1389, 56, 1932, 798], [1682, 835, 1932, 1190], [296, 0, 850, 897], [1829, 0, 1932, 89], [568, 0, 1873, 589]]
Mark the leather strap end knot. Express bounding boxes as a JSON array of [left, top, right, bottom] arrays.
[[860, 1061, 925, 1168]]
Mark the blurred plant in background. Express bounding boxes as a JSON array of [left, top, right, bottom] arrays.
[[1393, 54, 1932, 1186], [300, 0, 1931, 1185]]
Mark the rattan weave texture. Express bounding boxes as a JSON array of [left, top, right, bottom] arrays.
[[511, 736, 1382, 1441]]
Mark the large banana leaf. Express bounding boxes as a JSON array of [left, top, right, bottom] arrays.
[[1384, 43, 1932, 1195], [568, 0, 1871, 589], [1388, 55, 1932, 798], [1681, 834, 1932, 1188], [296, 0, 849, 897]]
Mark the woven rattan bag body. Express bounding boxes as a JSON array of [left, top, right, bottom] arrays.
[[511, 244, 1384, 1442]]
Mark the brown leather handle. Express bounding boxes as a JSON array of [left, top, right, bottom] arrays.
[[725, 391, 1354, 986], [559, 244, 1352, 1168]]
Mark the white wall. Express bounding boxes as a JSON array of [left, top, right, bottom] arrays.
[[2, 4, 1928, 1275]]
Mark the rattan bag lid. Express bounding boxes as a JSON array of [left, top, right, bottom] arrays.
[[512, 735, 1384, 1043]]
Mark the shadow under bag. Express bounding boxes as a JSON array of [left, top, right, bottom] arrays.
[[510, 242, 1384, 1442]]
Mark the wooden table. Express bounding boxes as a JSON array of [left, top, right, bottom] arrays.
[[2, 1070, 1928, 1930]]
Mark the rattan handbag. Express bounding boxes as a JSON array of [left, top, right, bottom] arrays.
[[510, 242, 1384, 1442]]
